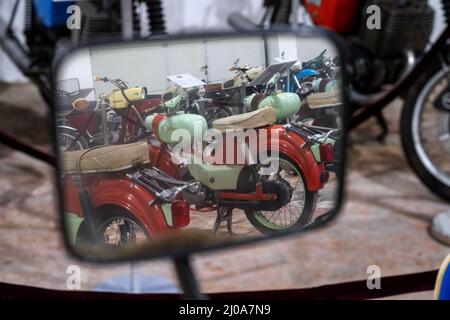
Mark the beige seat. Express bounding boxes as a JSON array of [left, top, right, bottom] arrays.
[[212, 107, 276, 132], [307, 90, 342, 109], [61, 141, 150, 174]]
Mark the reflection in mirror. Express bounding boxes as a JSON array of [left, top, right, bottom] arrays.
[[55, 33, 345, 261]]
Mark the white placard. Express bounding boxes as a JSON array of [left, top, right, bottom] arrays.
[[167, 73, 205, 88]]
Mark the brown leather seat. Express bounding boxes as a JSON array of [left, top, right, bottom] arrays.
[[212, 107, 276, 132], [61, 141, 150, 174], [307, 90, 342, 109]]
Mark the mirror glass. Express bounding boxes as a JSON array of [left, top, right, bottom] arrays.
[[54, 32, 346, 261]]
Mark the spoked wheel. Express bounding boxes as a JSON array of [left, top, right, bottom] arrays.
[[204, 106, 233, 127], [245, 157, 317, 234], [57, 127, 88, 151], [76, 209, 150, 247], [401, 65, 450, 201]]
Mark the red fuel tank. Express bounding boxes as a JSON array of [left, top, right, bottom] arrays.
[[304, 0, 361, 33]]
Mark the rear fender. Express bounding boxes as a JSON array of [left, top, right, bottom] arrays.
[[256, 126, 325, 191], [64, 177, 172, 237]]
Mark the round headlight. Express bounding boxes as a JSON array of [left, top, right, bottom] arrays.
[[72, 98, 89, 111], [141, 87, 148, 99]]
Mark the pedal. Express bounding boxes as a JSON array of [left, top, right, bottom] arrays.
[[213, 207, 234, 236]]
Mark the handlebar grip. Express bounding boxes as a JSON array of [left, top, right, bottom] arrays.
[[94, 76, 108, 82]]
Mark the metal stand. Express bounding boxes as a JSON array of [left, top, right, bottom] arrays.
[[173, 255, 206, 300]]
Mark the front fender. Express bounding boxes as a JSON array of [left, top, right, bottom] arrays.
[[256, 126, 324, 192], [57, 125, 79, 134]]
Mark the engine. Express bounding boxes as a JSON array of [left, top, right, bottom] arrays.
[[350, 0, 434, 92], [352, 0, 434, 92], [305, 0, 435, 93], [92, 110, 122, 145]]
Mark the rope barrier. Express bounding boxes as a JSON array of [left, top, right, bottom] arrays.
[[0, 269, 438, 299]]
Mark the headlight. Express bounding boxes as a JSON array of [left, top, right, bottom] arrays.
[[72, 98, 89, 111], [141, 87, 148, 99]]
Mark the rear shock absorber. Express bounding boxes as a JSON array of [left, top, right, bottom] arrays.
[[145, 0, 166, 34], [133, 0, 141, 35], [443, 0, 450, 25]]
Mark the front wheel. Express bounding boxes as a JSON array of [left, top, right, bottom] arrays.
[[401, 65, 450, 201], [57, 127, 89, 151], [245, 157, 318, 234]]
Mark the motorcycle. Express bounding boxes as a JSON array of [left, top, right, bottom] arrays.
[[161, 58, 266, 126], [301, 0, 450, 201], [57, 76, 162, 151], [60, 141, 196, 247], [162, 76, 235, 127], [144, 71, 335, 235], [288, 61, 342, 127]]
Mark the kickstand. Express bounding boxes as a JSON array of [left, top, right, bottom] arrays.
[[213, 207, 234, 236]]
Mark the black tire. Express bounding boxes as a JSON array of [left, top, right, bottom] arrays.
[[57, 127, 89, 151], [244, 156, 318, 234], [400, 63, 450, 201], [76, 207, 150, 246], [204, 106, 233, 127]]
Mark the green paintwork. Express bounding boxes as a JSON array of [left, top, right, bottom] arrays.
[[64, 212, 84, 245], [158, 113, 207, 144], [161, 203, 173, 227], [313, 79, 342, 92], [310, 136, 336, 162], [310, 144, 321, 162], [164, 94, 182, 109], [187, 161, 243, 190], [267, 74, 279, 87], [257, 92, 300, 120], [246, 93, 256, 111]]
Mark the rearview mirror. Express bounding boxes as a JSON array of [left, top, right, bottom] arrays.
[[54, 30, 347, 262]]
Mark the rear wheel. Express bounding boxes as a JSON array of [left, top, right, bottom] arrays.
[[76, 208, 150, 247], [245, 157, 317, 234]]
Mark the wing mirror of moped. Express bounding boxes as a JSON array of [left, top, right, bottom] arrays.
[[52, 30, 349, 264]]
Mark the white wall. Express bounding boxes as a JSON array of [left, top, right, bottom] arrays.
[[0, 0, 27, 82], [56, 49, 95, 99], [57, 34, 335, 98], [1, 0, 447, 82]]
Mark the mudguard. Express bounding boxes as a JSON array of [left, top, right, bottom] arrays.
[[255, 125, 325, 192], [289, 69, 320, 92], [63, 177, 170, 237], [297, 69, 320, 80]]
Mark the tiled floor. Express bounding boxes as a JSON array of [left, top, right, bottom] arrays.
[[0, 83, 448, 298]]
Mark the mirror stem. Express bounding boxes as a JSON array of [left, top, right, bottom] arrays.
[[173, 255, 206, 300]]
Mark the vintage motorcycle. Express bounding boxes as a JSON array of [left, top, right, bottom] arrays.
[[301, 0, 450, 200], [144, 72, 334, 235], [57, 76, 162, 151], [162, 58, 266, 126], [61, 141, 195, 246]]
